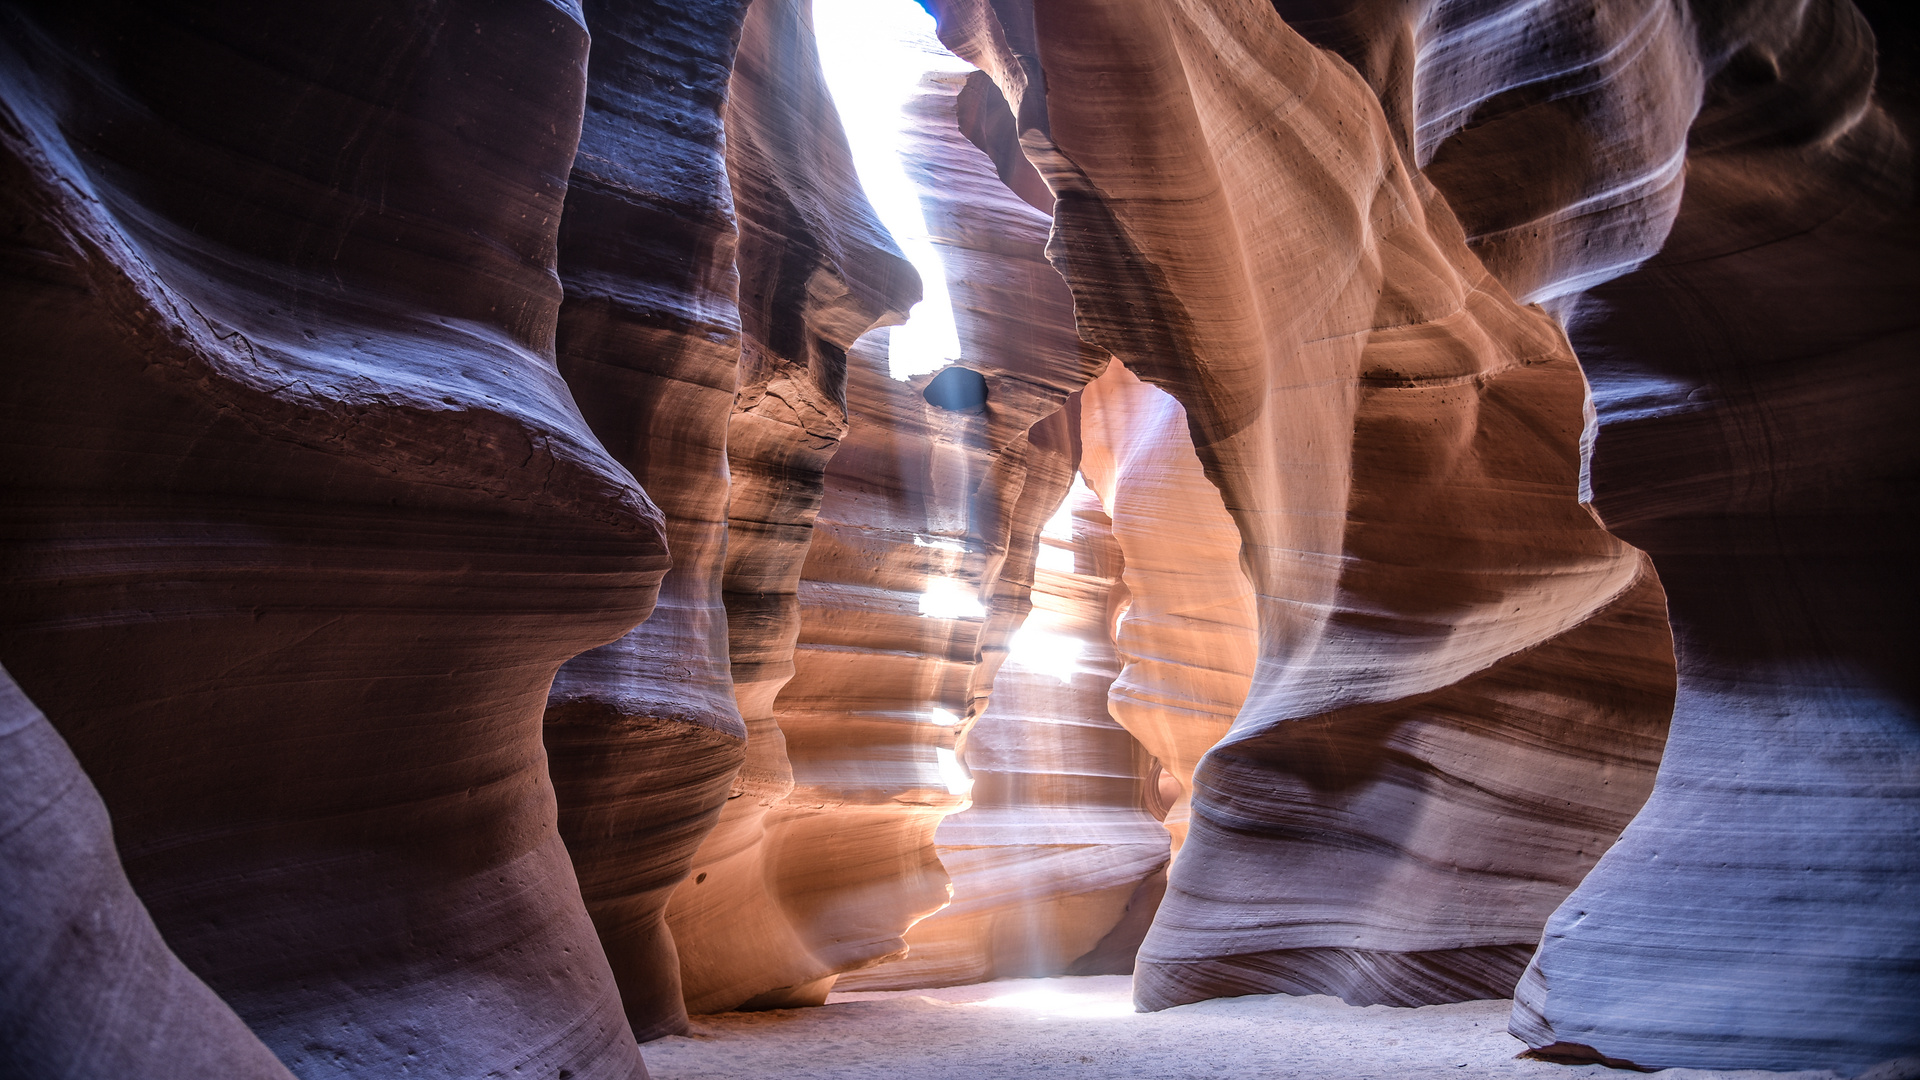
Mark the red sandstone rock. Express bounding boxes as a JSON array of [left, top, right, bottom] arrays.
[[929, 0, 1676, 1011], [542, 0, 757, 1043], [2, 0, 1910, 1072], [1510, 1, 1920, 1070], [663, 0, 923, 1015], [1267, 0, 1705, 311], [672, 64, 1114, 1008], [0, 3, 660, 1074], [837, 474, 1172, 991], [0, 665, 297, 1079], [1079, 359, 1257, 856], [804, 72, 1136, 994]]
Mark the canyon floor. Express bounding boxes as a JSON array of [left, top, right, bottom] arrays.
[[643, 975, 1897, 1080]]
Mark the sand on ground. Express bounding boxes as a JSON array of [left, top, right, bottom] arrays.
[[641, 975, 1903, 1080]]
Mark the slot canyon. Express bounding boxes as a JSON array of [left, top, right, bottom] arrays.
[[0, 0, 1914, 1077]]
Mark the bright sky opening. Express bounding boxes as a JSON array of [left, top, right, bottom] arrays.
[[813, 0, 973, 380], [918, 575, 986, 619]]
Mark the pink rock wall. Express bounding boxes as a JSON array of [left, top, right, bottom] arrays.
[[542, 0, 758, 1043], [1510, 1, 1920, 1070], [0, 2, 663, 1075], [930, 0, 1676, 1011]]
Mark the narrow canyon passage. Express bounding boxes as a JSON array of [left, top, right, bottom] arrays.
[[0, 1, 1913, 1079]]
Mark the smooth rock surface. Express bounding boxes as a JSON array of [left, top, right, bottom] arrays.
[[1511, 1, 1920, 1071], [833, 71, 1165, 991], [1278, 0, 1706, 310], [0, 3, 662, 1075], [2, 0, 1910, 1072], [0, 664, 296, 1079], [928, 0, 1677, 1011]]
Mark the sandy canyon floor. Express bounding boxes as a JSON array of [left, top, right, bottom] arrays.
[[643, 975, 1903, 1080]]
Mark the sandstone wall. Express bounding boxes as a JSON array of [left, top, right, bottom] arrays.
[[670, 62, 1111, 1010], [816, 70, 1161, 993], [836, 474, 1173, 990], [662, 0, 923, 1016], [1510, 1, 1920, 1070], [1078, 359, 1257, 857], [2, 0, 1910, 1074], [542, 0, 757, 1043], [930, 0, 1676, 1011], [0, 3, 664, 1075], [0, 665, 297, 1079]]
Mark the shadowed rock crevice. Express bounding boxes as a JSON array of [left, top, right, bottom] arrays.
[[0, 664, 298, 1079]]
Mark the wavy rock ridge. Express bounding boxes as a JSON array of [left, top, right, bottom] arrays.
[[542, 0, 756, 1044], [670, 59, 1114, 1008], [660, 0, 924, 1017], [930, 0, 1677, 1012], [1511, 1, 1920, 1070], [924, 0, 1914, 1070], [836, 447, 1174, 992], [1, 2, 663, 1075]]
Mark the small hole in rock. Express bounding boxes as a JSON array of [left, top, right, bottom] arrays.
[[696, 872, 708, 884], [923, 365, 988, 412]]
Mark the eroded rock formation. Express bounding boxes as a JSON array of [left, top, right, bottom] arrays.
[[2, 0, 1911, 1073], [812, 70, 1148, 994], [1078, 359, 1257, 856], [0, 665, 296, 1079], [671, 61, 1110, 1010], [0, 2, 667, 1076], [541, 0, 758, 1044], [1279, 0, 1705, 310], [930, 0, 1677, 1011], [1511, 1, 1920, 1070], [662, 0, 924, 1015], [838, 478, 1172, 990]]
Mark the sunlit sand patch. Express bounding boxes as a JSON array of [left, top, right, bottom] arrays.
[[645, 975, 1878, 1080]]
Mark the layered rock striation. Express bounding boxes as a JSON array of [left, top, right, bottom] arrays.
[[1270, 0, 1705, 310], [0, 665, 297, 1079], [0, 2, 666, 1075], [1511, 2, 1920, 1071], [541, 0, 757, 1044], [1078, 359, 1257, 857], [930, 0, 1677, 1011], [663, 0, 925, 1015], [931, 1, 1913, 1070], [837, 477, 1172, 990], [672, 62, 1111, 1011], [2, 0, 1910, 1073], [804, 71, 1139, 994]]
